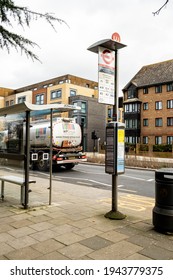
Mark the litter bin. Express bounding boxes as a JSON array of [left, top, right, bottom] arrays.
[[153, 168, 173, 232]]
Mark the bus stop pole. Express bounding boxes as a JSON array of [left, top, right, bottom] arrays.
[[112, 173, 118, 212], [105, 50, 126, 220], [49, 109, 53, 205], [112, 49, 118, 213], [87, 36, 126, 220]]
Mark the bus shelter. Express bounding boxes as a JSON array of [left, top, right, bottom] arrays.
[[0, 102, 80, 209]]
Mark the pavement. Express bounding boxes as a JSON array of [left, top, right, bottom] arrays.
[[0, 168, 173, 260]]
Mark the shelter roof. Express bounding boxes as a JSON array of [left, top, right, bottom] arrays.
[[0, 102, 81, 116]]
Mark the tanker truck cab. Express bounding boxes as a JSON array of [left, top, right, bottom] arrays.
[[30, 117, 87, 171]]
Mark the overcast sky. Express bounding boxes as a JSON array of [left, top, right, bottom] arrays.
[[1, 0, 173, 95]]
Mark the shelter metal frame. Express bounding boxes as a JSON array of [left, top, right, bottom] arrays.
[[0, 102, 80, 209]]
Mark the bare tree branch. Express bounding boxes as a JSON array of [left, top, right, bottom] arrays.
[[153, 0, 169, 16]]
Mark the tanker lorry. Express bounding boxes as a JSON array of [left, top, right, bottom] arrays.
[[29, 117, 87, 171], [0, 117, 86, 171]]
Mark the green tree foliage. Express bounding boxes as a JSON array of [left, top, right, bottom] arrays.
[[0, 0, 66, 60]]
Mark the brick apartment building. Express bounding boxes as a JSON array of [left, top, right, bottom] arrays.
[[123, 59, 173, 145]]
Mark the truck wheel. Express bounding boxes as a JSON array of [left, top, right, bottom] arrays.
[[65, 163, 75, 170], [37, 154, 49, 171]]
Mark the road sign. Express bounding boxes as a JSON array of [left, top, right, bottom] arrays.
[[98, 47, 115, 105], [101, 49, 114, 65], [99, 47, 115, 69]]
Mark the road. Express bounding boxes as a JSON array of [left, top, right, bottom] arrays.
[[1, 163, 155, 198], [34, 164, 155, 198]]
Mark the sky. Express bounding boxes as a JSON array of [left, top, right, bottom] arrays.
[[1, 0, 173, 96]]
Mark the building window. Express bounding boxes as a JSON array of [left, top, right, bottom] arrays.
[[167, 136, 173, 144], [143, 119, 148, 126], [155, 136, 162, 144], [51, 89, 62, 99], [5, 101, 9, 107], [70, 89, 76, 96], [125, 136, 136, 144], [108, 108, 112, 118], [36, 94, 44, 105], [167, 99, 173, 109], [167, 83, 173, 92], [155, 101, 162, 110], [81, 116, 87, 128], [155, 85, 162, 93], [18, 96, 26, 103], [72, 101, 87, 114], [72, 102, 79, 113], [127, 89, 136, 99], [124, 104, 129, 112], [143, 87, 148, 94], [124, 103, 139, 112], [81, 102, 87, 113], [143, 102, 148, 110], [125, 119, 137, 129], [155, 118, 162, 127], [167, 117, 173, 126], [5, 100, 14, 106], [143, 136, 148, 144]]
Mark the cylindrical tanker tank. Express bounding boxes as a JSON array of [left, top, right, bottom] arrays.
[[30, 118, 82, 148]]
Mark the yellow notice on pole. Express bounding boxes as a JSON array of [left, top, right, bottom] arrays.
[[118, 129, 124, 143]]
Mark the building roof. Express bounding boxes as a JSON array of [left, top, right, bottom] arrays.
[[0, 101, 81, 116], [123, 98, 142, 104], [123, 59, 173, 90], [14, 74, 98, 93]]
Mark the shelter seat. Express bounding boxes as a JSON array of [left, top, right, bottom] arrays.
[[0, 175, 36, 205]]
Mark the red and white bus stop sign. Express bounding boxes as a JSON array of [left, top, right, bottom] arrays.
[[112, 32, 121, 42], [101, 49, 114, 65]]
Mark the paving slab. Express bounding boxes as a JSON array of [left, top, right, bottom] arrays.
[[58, 243, 93, 259], [0, 170, 173, 260], [5, 246, 42, 260], [140, 245, 173, 260], [79, 236, 113, 250], [54, 232, 85, 245], [88, 240, 143, 260]]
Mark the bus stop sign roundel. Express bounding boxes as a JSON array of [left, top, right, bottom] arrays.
[[112, 32, 121, 42], [101, 49, 114, 65]]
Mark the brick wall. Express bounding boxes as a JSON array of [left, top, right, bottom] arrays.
[[139, 85, 173, 144]]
